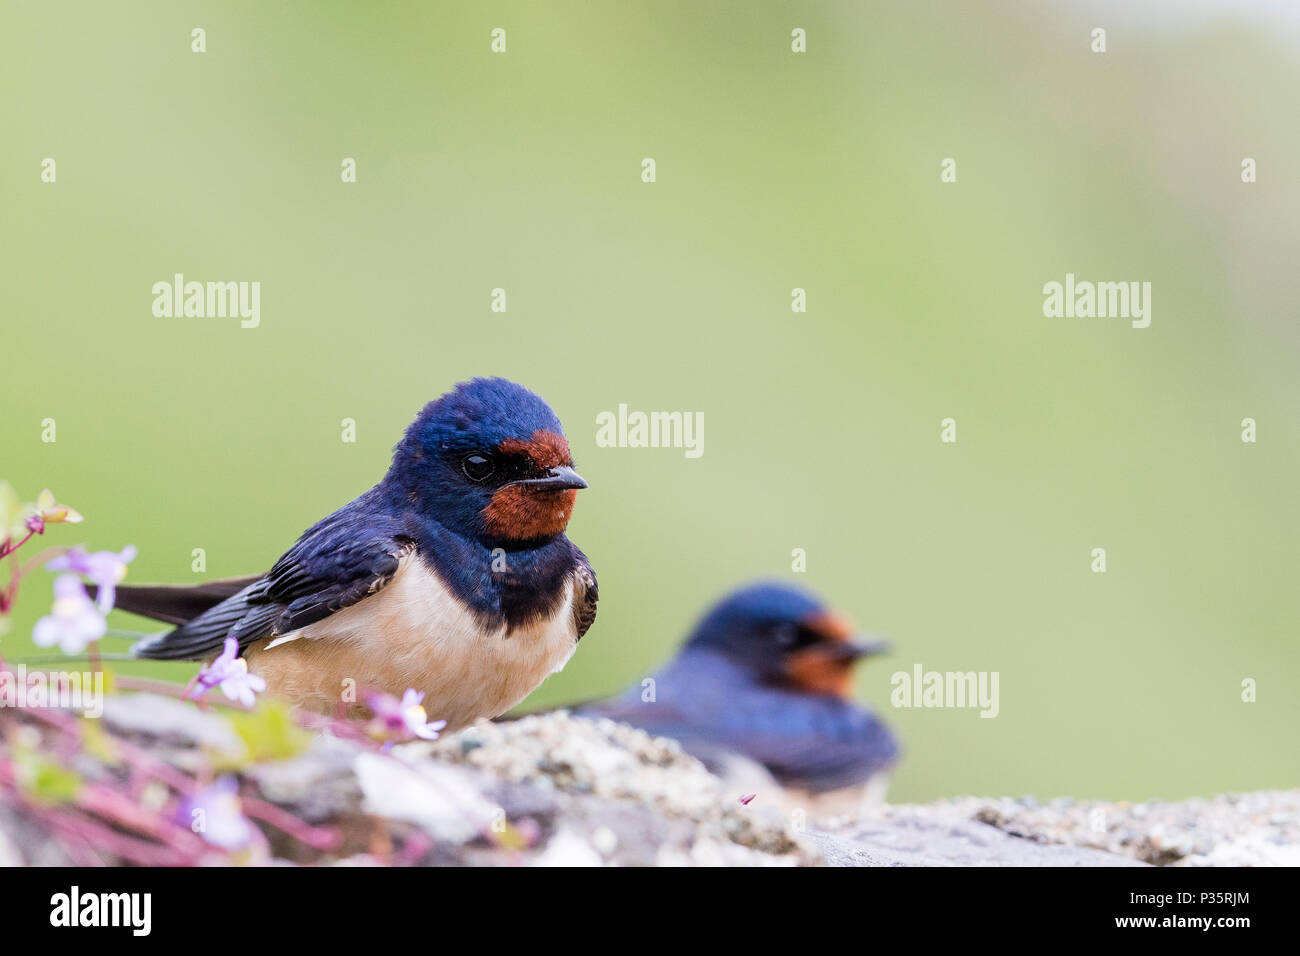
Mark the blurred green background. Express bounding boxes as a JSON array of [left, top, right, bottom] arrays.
[[2, 1, 1297, 803]]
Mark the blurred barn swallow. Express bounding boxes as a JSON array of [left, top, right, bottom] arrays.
[[113, 378, 597, 730], [580, 582, 897, 808]]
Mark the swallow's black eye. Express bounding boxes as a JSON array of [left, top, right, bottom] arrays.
[[462, 454, 495, 482], [775, 624, 818, 650], [774, 623, 801, 648]]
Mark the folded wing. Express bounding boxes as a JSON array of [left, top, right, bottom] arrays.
[[133, 506, 413, 661]]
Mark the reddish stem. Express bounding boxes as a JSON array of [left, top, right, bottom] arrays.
[[77, 782, 210, 854], [241, 795, 343, 851], [17, 544, 71, 577], [1, 543, 71, 614], [0, 766, 200, 866], [0, 530, 35, 560]]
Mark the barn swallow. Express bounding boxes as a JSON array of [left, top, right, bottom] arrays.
[[580, 582, 897, 808], [114, 378, 597, 730]]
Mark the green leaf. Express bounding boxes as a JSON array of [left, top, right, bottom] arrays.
[[223, 699, 311, 766], [13, 749, 83, 805], [80, 717, 121, 765]]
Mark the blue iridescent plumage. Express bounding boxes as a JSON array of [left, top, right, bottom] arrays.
[[122, 378, 597, 680], [584, 582, 898, 794]]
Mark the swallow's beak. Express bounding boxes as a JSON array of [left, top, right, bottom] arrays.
[[828, 635, 892, 661], [517, 465, 588, 492]]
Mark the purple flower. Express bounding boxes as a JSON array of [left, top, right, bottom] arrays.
[[32, 574, 107, 654], [190, 637, 266, 707], [179, 776, 254, 850], [47, 545, 137, 613], [367, 688, 447, 741]]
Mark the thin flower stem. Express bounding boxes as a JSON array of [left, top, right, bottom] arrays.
[[16, 544, 70, 578], [0, 530, 34, 560], [0, 764, 195, 866], [240, 796, 343, 851], [77, 782, 210, 853], [114, 737, 198, 794], [21, 703, 198, 793], [1, 543, 70, 613], [112, 674, 212, 702], [5, 653, 135, 665], [1, 554, 18, 614], [105, 628, 157, 640], [34, 801, 197, 865]]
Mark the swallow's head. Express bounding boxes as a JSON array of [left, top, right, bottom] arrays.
[[684, 582, 888, 698], [389, 378, 587, 545]]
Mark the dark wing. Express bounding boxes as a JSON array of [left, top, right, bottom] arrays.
[[134, 511, 413, 661], [701, 702, 900, 793], [107, 575, 265, 626], [571, 555, 598, 640], [580, 662, 899, 794]]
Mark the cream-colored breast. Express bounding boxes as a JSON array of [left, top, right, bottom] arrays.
[[243, 555, 579, 729]]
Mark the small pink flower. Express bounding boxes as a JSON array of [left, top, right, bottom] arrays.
[[33, 575, 107, 654], [179, 776, 255, 850], [367, 688, 447, 741], [47, 545, 136, 613], [190, 637, 266, 707]]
